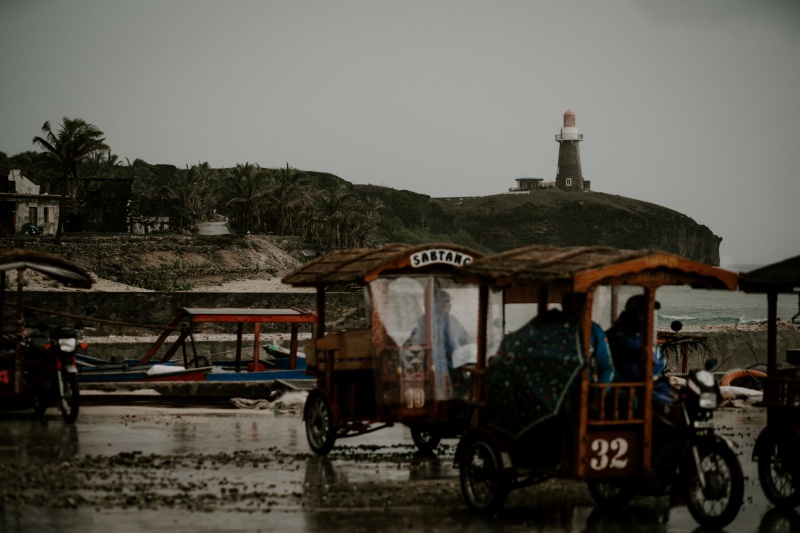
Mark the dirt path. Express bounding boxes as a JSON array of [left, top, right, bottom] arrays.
[[196, 221, 230, 235]]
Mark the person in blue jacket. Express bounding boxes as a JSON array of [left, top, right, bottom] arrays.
[[561, 292, 615, 384], [606, 294, 674, 405]]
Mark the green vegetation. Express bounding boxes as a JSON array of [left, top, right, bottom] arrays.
[[31, 118, 110, 244], [1, 116, 722, 264]]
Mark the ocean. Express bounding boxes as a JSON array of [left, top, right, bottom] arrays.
[[655, 264, 797, 328], [500, 265, 797, 332]]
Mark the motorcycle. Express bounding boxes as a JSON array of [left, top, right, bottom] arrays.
[[26, 325, 83, 423], [0, 248, 93, 423], [21, 223, 43, 236], [585, 360, 744, 528], [0, 325, 84, 423]]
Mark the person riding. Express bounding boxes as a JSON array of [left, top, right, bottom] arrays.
[[606, 294, 674, 405]]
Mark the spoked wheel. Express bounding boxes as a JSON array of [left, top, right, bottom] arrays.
[[683, 440, 744, 529], [57, 372, 80, 424], [459, 436, 509, 516], [758, 433, 800, 509], [304, 390, 336, 455], [587, 479, 635, 508], [410, 426, 442, 453]]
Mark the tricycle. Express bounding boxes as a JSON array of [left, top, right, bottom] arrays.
[[740, 253, 800, 508], [452, 245, 744, 529], [0, 248, 93, 423], [283, 243, 503, 454]]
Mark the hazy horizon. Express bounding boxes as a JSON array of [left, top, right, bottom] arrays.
[[2, 1, 798, 265]]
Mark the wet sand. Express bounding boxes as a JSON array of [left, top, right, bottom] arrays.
[[0, 400, 785, 533]]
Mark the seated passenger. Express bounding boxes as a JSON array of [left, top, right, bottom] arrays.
[[606, 295, 674, 405], [560, 292, 615, 384], [408, 288, 472, 399], [484, 308, 585, 440]]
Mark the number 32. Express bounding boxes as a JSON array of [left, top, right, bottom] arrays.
[[590, 438, 629, 470]]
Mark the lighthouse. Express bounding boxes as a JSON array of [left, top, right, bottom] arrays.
[[555, 109, 585, 191]]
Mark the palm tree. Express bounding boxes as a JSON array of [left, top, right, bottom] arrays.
[[318, 183, 358, 249], [219, 163, 270, 233], [268, 163, 309, 234], [32, 117, 110, 243]]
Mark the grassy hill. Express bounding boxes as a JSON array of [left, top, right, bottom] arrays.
[[353, 184, 721, 264]]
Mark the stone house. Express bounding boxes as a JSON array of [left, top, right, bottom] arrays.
[[0, 170, 60, 235]]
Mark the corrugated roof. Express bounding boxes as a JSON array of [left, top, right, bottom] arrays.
[[282, 243, 483, 287], [454, 245, 737, 292], [739, 254, 800, 294]]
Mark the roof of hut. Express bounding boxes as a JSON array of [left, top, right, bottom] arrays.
[[282, 243, 482, 287], [454, 245, 737, 293], [739, 254, 800, 294]]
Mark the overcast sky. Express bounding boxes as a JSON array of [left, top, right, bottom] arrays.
[[2, 1, 798, 266]]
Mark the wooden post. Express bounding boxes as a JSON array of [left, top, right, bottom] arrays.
[[316, 287, 326, 339], [253, 322, 261, 372], [642, 287, 656, 471], [290, 324, 299, 370], [767, 291, 778, 375], [575, 290, 594, 477]]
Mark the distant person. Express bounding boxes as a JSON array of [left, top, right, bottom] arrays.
[[408, 288, 472, 399], [606, 295, 674, 405]]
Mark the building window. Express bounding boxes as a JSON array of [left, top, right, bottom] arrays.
[[566, 178, 572, 187], [29, 206, 37, 224], [43, 207, 49, 223]]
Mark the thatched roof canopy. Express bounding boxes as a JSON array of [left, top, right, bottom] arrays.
[[282, 243, 483, 287], [454, 245, 736, 294], [739, 254, 800, 294]]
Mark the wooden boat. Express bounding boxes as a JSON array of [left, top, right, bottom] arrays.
[[78, 365, 209, 383], [78, 307, 317, 385]]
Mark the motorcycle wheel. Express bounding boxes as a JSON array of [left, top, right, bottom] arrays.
[[410, 426, 442, 454], [758, 432, 800, 509], [459, 436, 509, 516], [32, 380, 54, 417], [304, 390, 336, 455], [587, 479, 635, 508], [58, 372, 80, 424], [683, 440, 744, 529]]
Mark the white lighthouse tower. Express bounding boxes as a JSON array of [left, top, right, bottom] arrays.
[[555, 109, 585, 191]]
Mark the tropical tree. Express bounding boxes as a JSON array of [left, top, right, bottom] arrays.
[[317, 183, 359, 249], [32, 117, 110, 243], [268, 163, 309, 234], [192, 162, 221, 221], [82, 151, 122, 180], [219, 163, 270, 233]]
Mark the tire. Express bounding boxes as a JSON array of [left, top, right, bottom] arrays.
[[304, 390, 336, 455], [758, 507, 800, 533], [683, 440, 744, 529], [32, 380, 54, 417], [459, 436, 509, 516], [410, 426, 442, 454], [587, 479, 635, 508], [188, 356, 210, 369], [758, 432, 800, 509], [58, 372, 80, 424]]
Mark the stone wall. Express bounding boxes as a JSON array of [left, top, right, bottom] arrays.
[[667, 329, 800, 373], [13, 291, 366, 337]]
